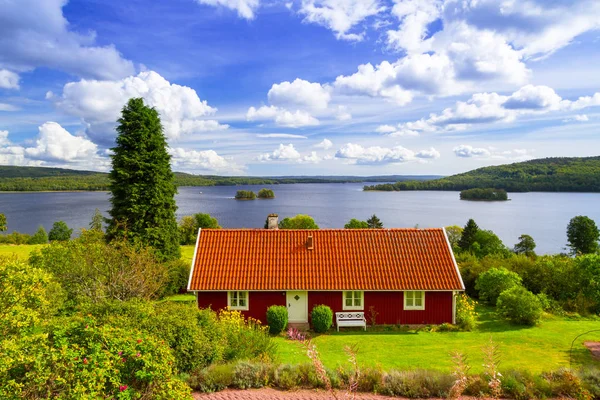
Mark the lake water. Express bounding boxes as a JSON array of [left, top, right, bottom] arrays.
[[1, 183, 599, 254]]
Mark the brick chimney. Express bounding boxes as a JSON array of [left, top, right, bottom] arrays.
[[267, 214, 279, 230], [306, 234, 314, 250]]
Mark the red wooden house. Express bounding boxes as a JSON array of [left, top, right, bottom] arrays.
[[187, 215, 464, 328]]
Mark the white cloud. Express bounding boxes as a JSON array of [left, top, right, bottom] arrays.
[[415, 147, 440, 159], [247, 105, 279, 120], [0, 69, 20, 89], [169, 147, 245, 173], [257, 133, 308, 139], [257, 143, 302, 161], [0, 0, 134, 80], [53, 71, 226, 144], [0, 103, 20, 112], [247, 105, 320, 127], [268, 78, 331, 110], [453, 145, 491, 158], [375, 125, 397, 133], [315, 138, 333, 150], [575, 114, 589, 122], [301, 151, 321, 163], [503, 84, 562, 110], [195, 0, 259, 19], [299, 0, 386, 41], [25, 122, 98, 162], [335, 143, 419, 165], [386, 0, 441, 53], [335, 105, 352, 120]]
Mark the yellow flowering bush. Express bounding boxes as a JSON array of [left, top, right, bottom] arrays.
[[456, 293, 477, 331], [217, 309, 275, 362]]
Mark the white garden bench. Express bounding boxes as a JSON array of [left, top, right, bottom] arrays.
[[335, 312, 367, 331]]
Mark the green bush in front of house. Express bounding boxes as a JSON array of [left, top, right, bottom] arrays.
[[266, 305, 288, 334], [311, 304, 333, 333], [497, 286, 543, 326]]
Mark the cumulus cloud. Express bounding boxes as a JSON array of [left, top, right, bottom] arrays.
[[247, 105, 319, 127], [301, 151, 321, 163], [25, 122, 98, 162], [257, 133, 308, 139], [53, 71, 227, 144], [0, 69, 20, 89], [268, 78, 331, 110], [453, 145, 491, 158], [195, 0, 260, 19], [335, 142, 436, 165], [169, 147, 245, 173], [257, 143, 302, 161], [0, 0, 134, 80], [386, 0, 441, 54], [314, 138, 333, 150], [299, 0, 386, 41]]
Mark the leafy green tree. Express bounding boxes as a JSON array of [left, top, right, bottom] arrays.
[[496, 286, 543, 326], [48, 221, 73, 242], [28, 226, 49, 244], [279, 214, 319, 229], [366, 214, 383, 229], [514, 234, 536, 257], [106, 98, 180, 261], [458, 219, 479, 251], [445, 225, 463, 249], [575, 254, 600, 312], [475, 267, 522, 305], [471, 230, 509, 258], [0, 213, 6, 232], [566, 215, 600, 255], [344, 218, 369, 229], [179, 213, 221, 245], [89, 208, 104, 232]]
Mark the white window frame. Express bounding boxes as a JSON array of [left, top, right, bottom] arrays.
[[342, 291, 364, 310], [404, 291, 425, 310], [227, 291, 249, 310]]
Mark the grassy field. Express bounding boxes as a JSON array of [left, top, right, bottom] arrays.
[[276, 307, 600, 374]]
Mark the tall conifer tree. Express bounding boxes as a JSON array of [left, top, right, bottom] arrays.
[[106, 98, 180, 261], [458, 218, 479, 251]]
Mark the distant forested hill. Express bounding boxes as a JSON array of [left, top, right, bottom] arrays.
[[364, 157, 600, 193], [0, 166, 438, 191]]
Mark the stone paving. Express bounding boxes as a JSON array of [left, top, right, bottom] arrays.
[[193, 388, 393, 399]]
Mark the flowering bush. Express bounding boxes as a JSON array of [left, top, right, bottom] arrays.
[[455, 293, 477, 331], [218, 309, 275, 361]]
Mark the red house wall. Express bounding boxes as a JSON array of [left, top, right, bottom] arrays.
[[197, 291, 453, 326]]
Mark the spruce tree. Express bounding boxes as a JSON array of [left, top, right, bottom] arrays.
[[106, 98, 180, 261], [458, 218, 479, 251], [89, 208, 104, 232], [366, 214, 383, 229]]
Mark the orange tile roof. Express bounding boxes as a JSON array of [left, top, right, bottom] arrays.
[[188, 228, 464, 291]]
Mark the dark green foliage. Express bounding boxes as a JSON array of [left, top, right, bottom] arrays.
[[279, 214, 319, 229], [458, 219, 479, 251], [344, 218, 369, 229], [514, 234, 536, 257], [567, 215, 600, 255], [470, 230, 510, 258], [0, 231, 31, 244], [274, 364, 302, 390], [575, 254, 600, 312], [107, 98, 180, 262], [231, 361, 272, 389], [179, 213, 221, 245], [48, 220, 73, 241], [364, 156, 600, 192], [381, 370, 453, 398], [460, 188, 508, 201], [235, 190, 256, 200], [0, 213, 6, 231], [497, 286, 543, 325], [366, 214, 383, 229], [28, 225, 48, 244], [89, 208, 104, 232], [475, 267, 522, 305], [163, 259, 191, 296], [257, 188, 275, 198], [311, 304, 333, 333], [266, 305, 288, 334]]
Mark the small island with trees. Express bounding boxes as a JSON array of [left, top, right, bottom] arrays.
[[257, 188, 275, 199], [234, 190, 257, 200], [460, 188, 509, 201]]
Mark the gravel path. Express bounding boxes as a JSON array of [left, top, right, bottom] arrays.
[[193, 388, 393, 399]]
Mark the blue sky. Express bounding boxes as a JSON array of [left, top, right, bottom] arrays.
[[1, 0, 599, 176]]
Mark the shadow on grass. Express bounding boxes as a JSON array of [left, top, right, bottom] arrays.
[[474, 304, 533, 333]]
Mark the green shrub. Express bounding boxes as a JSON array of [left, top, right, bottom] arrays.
[[357, 366, 385, 392], [311, 304, 333, 333], [500, 370, 552, 400], [274, 364, 301, 390], [217, 309, 276, 362], [545, 368, 591, 399], [163, 259, 190, 296], [48, 220, 73, 241], [188, 364, 234, 392], [381, 370, 453, 398], [455, 293, 477, 331], [0, 316, 191, 399], [497, 286, 543, 326], [579, 367, 600, 398], [475, 267, 522, 305], [232, 361, 272, 389], [266, 305, 288, 334], [28, 226, 48, 244], [0, 231, 32, 244]]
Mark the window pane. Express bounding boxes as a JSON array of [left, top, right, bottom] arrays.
[[239, 291, 246, 299], [345, 298, 352, 307], [239, 298, 246, 307], [231, 293, 238, 307], [354, 298, 361, 306], [415, 298, 422, 307], [345, 291, 352, 299], [406, 298, 413, 307], [406, 292, 413, 300]]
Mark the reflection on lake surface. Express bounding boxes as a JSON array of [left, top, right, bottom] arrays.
[[1, 183, 598, 254]]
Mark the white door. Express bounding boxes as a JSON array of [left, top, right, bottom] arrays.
[[286, 291, 308, 323]]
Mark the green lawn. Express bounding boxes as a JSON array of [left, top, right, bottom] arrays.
[[276, 308, 600, 374]]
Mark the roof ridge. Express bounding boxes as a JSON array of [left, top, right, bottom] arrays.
[[202, 228, 444, 232]]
